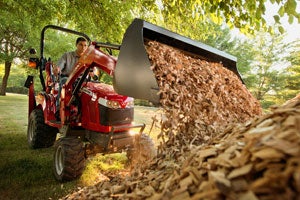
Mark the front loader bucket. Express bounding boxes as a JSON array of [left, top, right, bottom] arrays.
[[114, 18, 242, 104]]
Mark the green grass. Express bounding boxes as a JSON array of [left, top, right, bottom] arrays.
[[0, 93, 160, 199], [0, 94, 76, 200]]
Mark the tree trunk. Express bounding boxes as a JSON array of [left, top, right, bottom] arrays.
[[0, 61, 12, 96]]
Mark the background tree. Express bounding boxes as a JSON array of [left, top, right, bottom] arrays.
[[0, 0, 63, 95], [0, 10, 30, 95], [282, 41, 300, 99], [243, 30, 290, 108]]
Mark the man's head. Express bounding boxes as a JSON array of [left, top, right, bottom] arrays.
[[75, 37, 88, 56]]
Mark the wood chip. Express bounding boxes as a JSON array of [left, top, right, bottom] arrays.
[[227, 164, 253, 179]]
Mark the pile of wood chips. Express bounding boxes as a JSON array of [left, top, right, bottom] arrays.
[[62, 95, 300, 200], [61, 42, 300, 200]]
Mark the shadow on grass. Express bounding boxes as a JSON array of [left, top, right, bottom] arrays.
[[0, 133, 77, 200]]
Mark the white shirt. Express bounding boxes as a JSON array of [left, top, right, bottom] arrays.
[[57, 51, 80, 76]]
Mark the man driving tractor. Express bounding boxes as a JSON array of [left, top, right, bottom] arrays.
[[55, 37, 88, 119]]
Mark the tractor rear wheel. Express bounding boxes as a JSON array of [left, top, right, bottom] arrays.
[[127, 133, 156, 167], [53, 137, 85, 181], [27, 108, 58, 149]]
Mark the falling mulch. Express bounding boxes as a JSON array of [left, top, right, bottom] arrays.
[[146, 41, 262, 153], [61, 42, 300, 200]]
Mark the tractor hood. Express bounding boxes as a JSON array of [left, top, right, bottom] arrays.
[[81, 82, 133, 109]]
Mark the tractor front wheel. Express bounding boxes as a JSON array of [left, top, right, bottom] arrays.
[[53, 137, 85, 181], [27, 108, 58, 148]]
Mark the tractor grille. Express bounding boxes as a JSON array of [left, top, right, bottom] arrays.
[[99, 105, 133, 126]]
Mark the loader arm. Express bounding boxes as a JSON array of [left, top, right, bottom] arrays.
[[113, 18, 243, 104], [61, 44, 117, 114]]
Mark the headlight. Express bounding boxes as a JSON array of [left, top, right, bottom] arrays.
[[98, 97, 134, 109], [126, 100, 134, 108], [106, 100, 120, 109]]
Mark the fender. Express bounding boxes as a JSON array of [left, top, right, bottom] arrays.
[[24, 75, 36, 118]]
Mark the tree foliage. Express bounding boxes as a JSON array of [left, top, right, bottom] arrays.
[[0, 0, 299, 97], [159, 0, 299, 35]]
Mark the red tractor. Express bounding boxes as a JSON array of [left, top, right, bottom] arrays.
[[25, 19, 242, 182], [25, 23, 156, 182]]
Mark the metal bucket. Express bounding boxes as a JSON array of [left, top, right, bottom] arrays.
[[114, 18, 242, 104]]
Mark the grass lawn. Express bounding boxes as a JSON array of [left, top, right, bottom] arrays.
[[0, 93, 160, 200]]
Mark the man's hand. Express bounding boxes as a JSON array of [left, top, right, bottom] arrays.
[[52, 64, 60, 76]]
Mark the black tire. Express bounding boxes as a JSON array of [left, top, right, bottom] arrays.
[[27, 108, 58, 149], [127, 133, 156, 167], [53, 137, 85, 182]]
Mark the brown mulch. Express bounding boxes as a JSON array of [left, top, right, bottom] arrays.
[[61, 42, 300, 200], [146, 41, 262, 153]]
